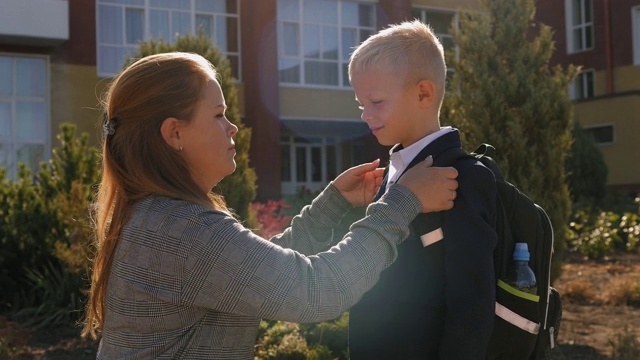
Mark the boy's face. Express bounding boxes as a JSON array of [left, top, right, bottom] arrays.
[[351, 66, 427, 148]]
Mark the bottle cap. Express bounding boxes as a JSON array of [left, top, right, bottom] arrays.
[[513, 242, 530, 261]]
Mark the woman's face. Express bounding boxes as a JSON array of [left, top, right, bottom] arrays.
[[180, 78, 238, 194]]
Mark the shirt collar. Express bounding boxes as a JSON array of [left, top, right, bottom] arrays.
[[390, 126, 454, 167]]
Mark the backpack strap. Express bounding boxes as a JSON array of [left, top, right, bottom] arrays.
[[435, 144, 510, 278], [431, 143, 499, 168], [413, 144, 499, 242], [432, 146, 471, 168], [474, 143, 496, 158]]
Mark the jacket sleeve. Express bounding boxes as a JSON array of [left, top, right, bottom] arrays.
[[270, 183, 352, 255], [440, 159, 498, 359], [183, 184, 422, 323]]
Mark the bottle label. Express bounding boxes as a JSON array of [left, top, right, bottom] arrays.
[[497, 279, 540, 302]]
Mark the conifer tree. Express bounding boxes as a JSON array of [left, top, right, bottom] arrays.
[[442, 0, 579, 279], [132, 32, 257, 220], [566, 123, 608, 204]]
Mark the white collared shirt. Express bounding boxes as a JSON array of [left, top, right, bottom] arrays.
[[385, 126, 454, 191]]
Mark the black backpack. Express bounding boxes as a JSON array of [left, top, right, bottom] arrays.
[[436, 143, 562, 360]]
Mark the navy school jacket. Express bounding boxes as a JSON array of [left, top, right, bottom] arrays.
[[349, 129, 499, 360]]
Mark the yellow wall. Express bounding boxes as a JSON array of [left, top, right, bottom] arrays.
[[592, 65, 640, 96], [50, 64, 248, 150], [236, 82, 245, 118], [574, 94, 640, 186], [615, 65, 640, 93], [412, 0, 479, 11], [593, 70, 607, 97], [50, 63, 106, 148], [279, 87, 361, 120]]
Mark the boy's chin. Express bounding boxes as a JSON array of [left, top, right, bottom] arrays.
[[376, 137, 396, 147]]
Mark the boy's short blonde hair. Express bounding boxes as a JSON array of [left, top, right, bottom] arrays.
[[349, 20, 447, 102]]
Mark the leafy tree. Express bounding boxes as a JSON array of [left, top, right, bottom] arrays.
[[442, 0, 579, 280], [566, 123, 608, 205], [132, 32, 257, 220]]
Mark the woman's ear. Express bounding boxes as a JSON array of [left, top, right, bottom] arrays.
[[417, 79, 437, 108], [160, 117, 183, 151]]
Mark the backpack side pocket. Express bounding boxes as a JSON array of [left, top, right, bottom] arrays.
[[533, 287, 563, 359], [486, 280, 540, 359]]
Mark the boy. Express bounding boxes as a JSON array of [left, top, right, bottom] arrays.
[[347, 20, 498, 359]]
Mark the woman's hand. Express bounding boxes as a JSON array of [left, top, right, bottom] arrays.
[[398, 156, 458, 213], [333, 159, 385, 207]]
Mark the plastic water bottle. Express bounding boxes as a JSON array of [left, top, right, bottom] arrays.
[[506, 243, 537, 294]]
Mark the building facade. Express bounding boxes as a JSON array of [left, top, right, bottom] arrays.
[[0, 0, 476, 200], [2, 0, 634, 200], [537, 0, 640, 194]]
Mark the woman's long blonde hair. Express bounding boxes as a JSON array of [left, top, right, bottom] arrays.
[[82, 52, 228, 339]]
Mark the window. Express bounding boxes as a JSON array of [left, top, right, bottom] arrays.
[[412, 8, 456, 55], [584, 124, 614, 145], [279, 119, 370, 195], [277, 0, 376, 87], [0, 54, 49, 180], [97, 0, 240, 78], [633, 6, 640, 65], [566, 0, 594, 53], [412, 7, 457, 85], [280, 135, 340, 194], [569, 69, 594, 100]]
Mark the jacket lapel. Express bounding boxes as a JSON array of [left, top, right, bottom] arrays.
[[373, 165, 389, 201]]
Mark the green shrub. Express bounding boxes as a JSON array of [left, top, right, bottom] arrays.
[[566, 123, 608, 204], [300, 313, 349, 360], [567, 203, 640, 260], [255, 319, 347, 360], [305, 345, 334, 360], [11, 261, 85, 330], [0, 124, 98, 325], [0, 164, 63, 308], [567, 210, 623, 259], [255, 321, 309, 360]]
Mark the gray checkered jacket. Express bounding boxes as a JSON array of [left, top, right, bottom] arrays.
[[97, 183, 421, 359]]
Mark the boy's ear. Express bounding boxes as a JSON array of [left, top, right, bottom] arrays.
[[416, 79, 437, 108], [160, 117, 184, 151]]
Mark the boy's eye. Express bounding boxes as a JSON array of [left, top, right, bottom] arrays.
[[357, 100, 381, 110]]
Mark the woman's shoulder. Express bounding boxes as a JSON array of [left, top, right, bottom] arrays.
[[120, 195, 242, 254], [132, 195, 234, 228]]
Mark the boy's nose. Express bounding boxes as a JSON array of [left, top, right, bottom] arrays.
[[360, 109, 372, 123]]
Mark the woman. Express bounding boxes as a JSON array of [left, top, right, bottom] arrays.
[[82, 52, 458, 359]]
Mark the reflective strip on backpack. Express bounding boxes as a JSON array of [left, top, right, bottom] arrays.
[[495, 302, 540, 335]]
